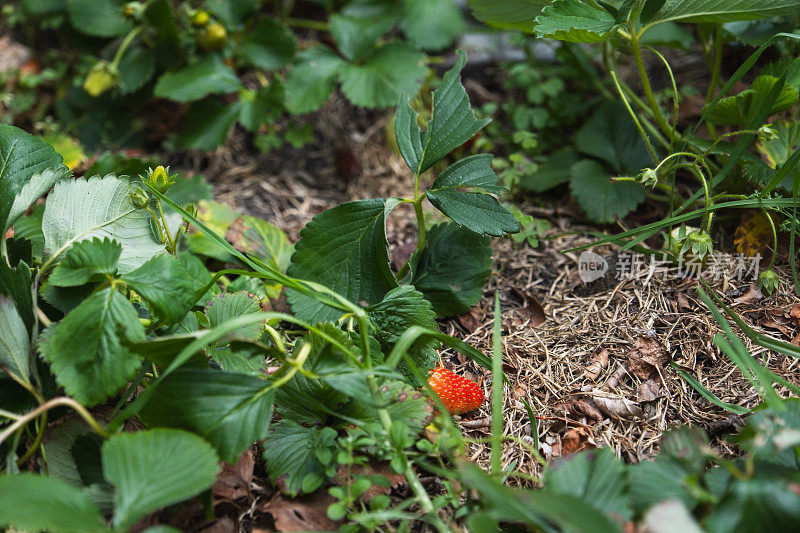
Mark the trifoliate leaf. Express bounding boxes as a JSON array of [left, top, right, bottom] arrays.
[[534, 0, 617, 43], [574, 102, 653, 174], [411, 222, 492, 317], [263, 421, 332, 496], [427, 154, 519, 236], [569, 160, 646, 224], [48, 237, 121, 287], [395, 50, 489, 175], [330, 13, 396, 62], [122, 254, 194, 325], [339, 42, 426, 109], [139, 369, 274, 464], [39, 287, 146, 406], [287, 198, 400, 323]]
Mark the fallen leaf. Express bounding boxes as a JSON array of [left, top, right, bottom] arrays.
[[584, 348, 610, 380], [511, 287, 546, 327], [213, 449, 254, 501], [553, 400, 604, 421], [790, 305, 800, 321], [625, 337, 670, 380], [262, 492, 341, 532], [591, 389, 644, 419], [636, 378, 662, 402], [676, 292, 692, 312], [734, 210, 772, 257], [762, 318, 794, 339], [456, 305, 484, 334], [733, 284, 762, 305], [561, 427, 596, 455]]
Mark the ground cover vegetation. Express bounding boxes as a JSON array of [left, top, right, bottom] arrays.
[[1, 0, 800, 531]]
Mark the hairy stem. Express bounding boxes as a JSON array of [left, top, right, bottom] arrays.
[[0, 397, 110, 450], [629, 25, 677, 142]]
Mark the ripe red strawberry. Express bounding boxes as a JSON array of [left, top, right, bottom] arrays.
[[427, 367, 484, 415]]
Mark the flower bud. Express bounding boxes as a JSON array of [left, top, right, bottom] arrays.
[[638, 168, 659, 189], [757, 124, 778, 142], [129, 186, 150, 208], [146, 165, 176, 194], [758, 269, 780, 295]]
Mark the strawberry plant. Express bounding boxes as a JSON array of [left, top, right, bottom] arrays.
[[2, 0, 467, 152], [471, 0, 800, 292]]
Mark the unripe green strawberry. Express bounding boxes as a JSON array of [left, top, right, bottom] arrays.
[[427, 367, 484, 415], [197, 23, 227, 51]]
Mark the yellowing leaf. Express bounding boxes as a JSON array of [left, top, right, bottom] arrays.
[[43, 133, 85, 170], [734, 210, 772, 257]]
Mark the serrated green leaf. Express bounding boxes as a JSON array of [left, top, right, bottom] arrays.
[[71, 433, 106, 487], [177, 251, 219, 305], [48, 237, 121, 287], [646, 0, 800, 25], [467, 0, 548, 32], [275, 366, 347, 425], [396, 50, 489, 175], [122, 254, 194, 325], [205, 291, 264, 340], [287, 198, 400, 323], [342, 379, 433, 435], [0, 295, 30, 386], [401, 0, 465, 51], [206, 0, 260, 31], [237, 18, 296, 70], [544, 448, 632, 522], [12, 204, 44, 260], [534, 0, 617, 43], [520, 148, 579, 192], [177, 99, 241, 151], [0, 260, 33, 333], [706, 75, 799, 126], [139, 368, 274, 464], [569, 160, 645, 223], [66, 0, 132, 37], [103, 429, 219, 530], [39, 287, 146, 406], [640, 0, 667, 23], [368, 285, 439, 378], [629, 458, 694, 514], [411, 222, 492, 317], [0, 473, 106, 533], [117, 47, 157, 94], [330, 13, 396, 62], [575, 102, 653, 174], [212, 345, 266, 376], [154, 56, 242, 103], [339, 42, 426, 109], [262, 420, 328, 496], [427, 154, 519, 237], [285, 46, 346, 114], [0, 124, 65, 232], [42, 175, 165, 274], [228, 215, 293, 273]]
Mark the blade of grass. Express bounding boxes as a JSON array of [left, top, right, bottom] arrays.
[[490, 292, 503, 475], [670, 362, 750, 415]]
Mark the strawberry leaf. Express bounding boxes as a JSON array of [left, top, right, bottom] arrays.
[[122, 254, 195, 325], [263, 421, 336, 496], [285, 46, 345, 114], [339, 42, 426, 109], [287, 198, 400, 323], [48, 237, 121, 287], [569, 160, 645, 223], [139, 368, 275, 464], [411, 222, 492, 317], [427, 154, 520, 237], [395, 50, 489, 175], [153, 55, 242, 103], [39, 286, 146, 406]]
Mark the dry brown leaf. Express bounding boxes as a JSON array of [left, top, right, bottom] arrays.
[[456, 306, 484, 334], [591, 389, 644, 419], [625, 337, 670, 380], [511, 287, 546, 327], [676, 292, 692, 312], [262, 493, 341, 532], [601, 363, 628, 391], [733, 284, 762, 305], [561, 427, 596, 455], [584, 348, 610, 380], [762, 318, 794, 339], [790, 305, 800, 321], [734, 210, 772, 257], [636, 378, 663, 403], [213, 449, 254, 502], [553, 399, 604, 421]]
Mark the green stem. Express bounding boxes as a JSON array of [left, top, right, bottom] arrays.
[[0, 237, 8, 267], [0, 397, 110, 449], [629, 24, 677, 142], [610, 70, 658, 163], [110, 26, 145, 71], [705, 25, 723, 106], [15, 411, 47, 466], [762, 209, 779, 270], [395, 194, 427, 281], [155, 198, 175, 252]]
